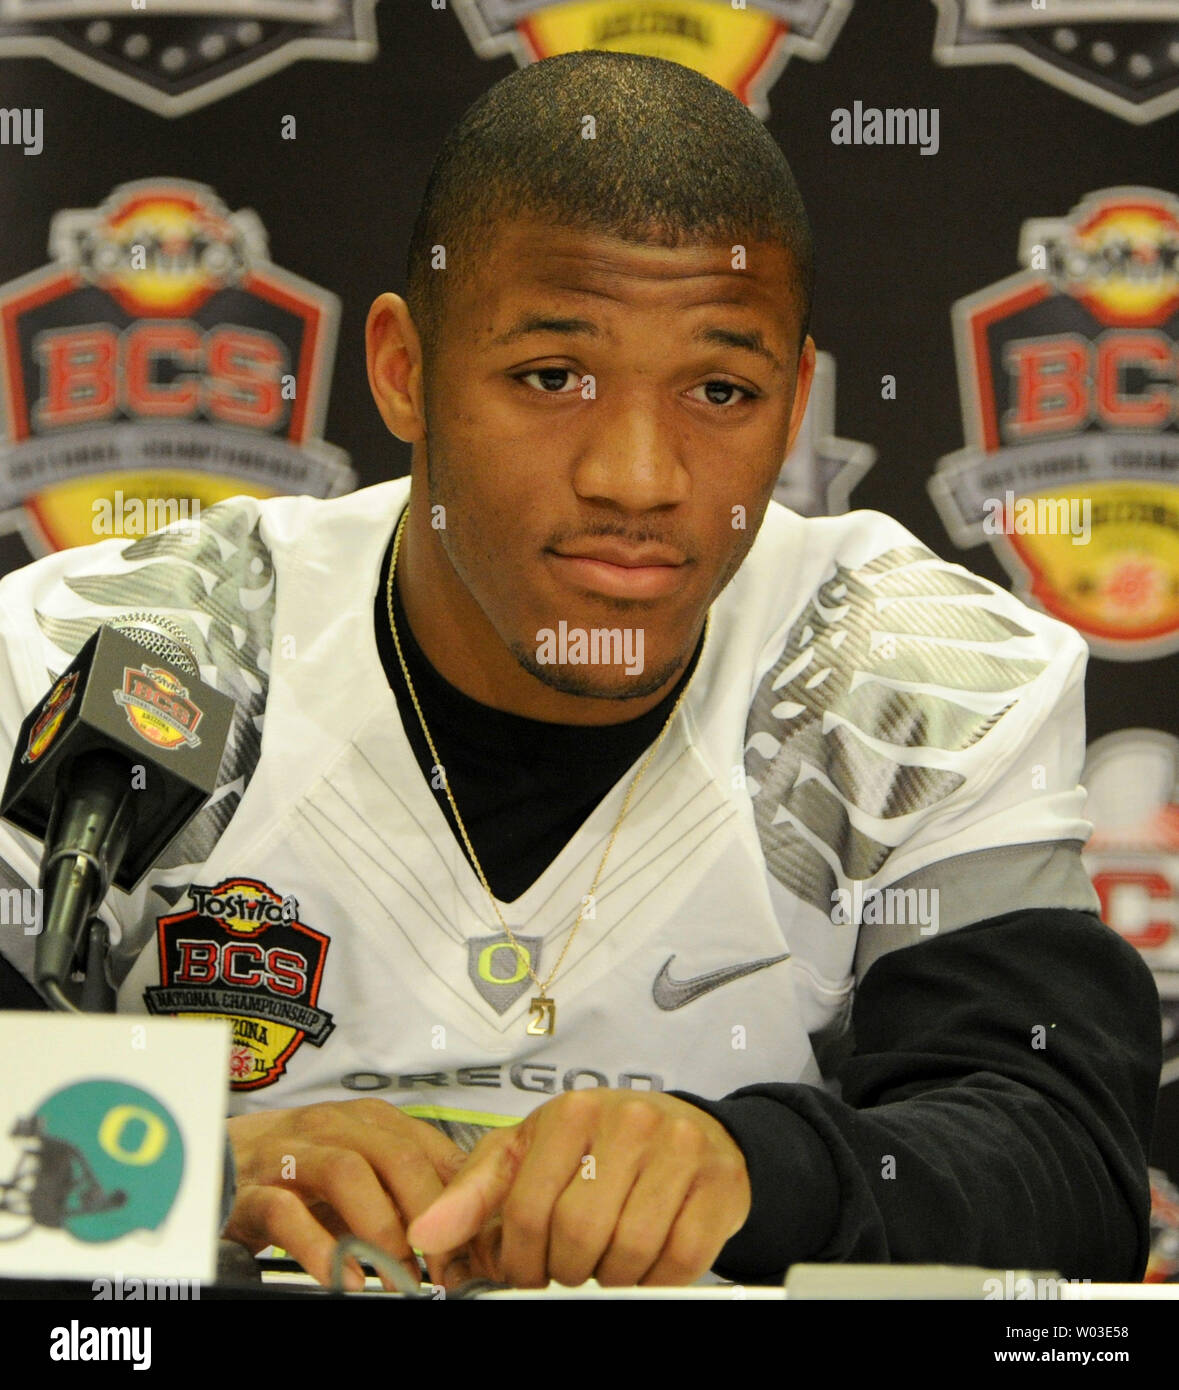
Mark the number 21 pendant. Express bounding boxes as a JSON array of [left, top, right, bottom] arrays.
[[526, 995, 556, 1036]]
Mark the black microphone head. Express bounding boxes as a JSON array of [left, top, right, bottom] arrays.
[[2, 623, 235, 892], [105, 613, 199, 676]]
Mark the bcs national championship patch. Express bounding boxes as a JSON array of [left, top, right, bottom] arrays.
[[144, 876, 334, 1091]]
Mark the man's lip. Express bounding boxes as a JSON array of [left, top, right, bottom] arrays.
[[549, 541, 687, 568], [545, 551, 688, 599]]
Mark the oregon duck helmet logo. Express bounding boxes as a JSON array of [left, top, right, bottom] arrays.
[[0, 1080, 183, 1244]]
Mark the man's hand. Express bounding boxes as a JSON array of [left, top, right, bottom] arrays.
[[407, 1090, 753, 1289], [224, 1098, 486, 1290]]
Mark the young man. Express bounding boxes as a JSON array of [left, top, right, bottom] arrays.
[[0, 51, 1160, 1292]]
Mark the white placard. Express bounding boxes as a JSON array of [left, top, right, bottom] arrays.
[[0, 1012, 230, 1284]]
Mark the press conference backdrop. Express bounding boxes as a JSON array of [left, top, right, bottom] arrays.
[[0, 0, 1176, 1274]]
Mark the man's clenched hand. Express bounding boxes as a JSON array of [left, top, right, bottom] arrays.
[[407, 1090, 752, 1288]]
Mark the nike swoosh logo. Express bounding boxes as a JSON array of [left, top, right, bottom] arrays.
[[652, 952, 791, 1011]]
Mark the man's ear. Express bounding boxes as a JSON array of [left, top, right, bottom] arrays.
[[365, 292, 427, 443], [783, 334, 816, 459]]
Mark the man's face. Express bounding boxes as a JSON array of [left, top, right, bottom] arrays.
[[418, 217, 814, 701]]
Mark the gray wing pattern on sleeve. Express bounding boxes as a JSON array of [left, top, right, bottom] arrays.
[[30, 501, 274, 872], [745, 545, 1050, 917]]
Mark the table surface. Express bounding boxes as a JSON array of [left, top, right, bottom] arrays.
[[256, 1270, 1179, 1299]]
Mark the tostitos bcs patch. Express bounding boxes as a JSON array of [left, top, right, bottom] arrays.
[[143, 875, 334, 1091]]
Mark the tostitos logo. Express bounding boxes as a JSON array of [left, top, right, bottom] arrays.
[[71, 188, 249, 318], [1036, 199, 1179, 326]]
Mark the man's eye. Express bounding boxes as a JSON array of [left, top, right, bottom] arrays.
[[690, 380, 758, 407], [513, 371, 758, 405], [517, 368, 579, 393]]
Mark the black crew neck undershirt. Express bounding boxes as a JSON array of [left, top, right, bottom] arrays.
[[371, 509, 706, 904]]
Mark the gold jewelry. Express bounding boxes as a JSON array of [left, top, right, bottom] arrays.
[[385, 502, 705, 1037]]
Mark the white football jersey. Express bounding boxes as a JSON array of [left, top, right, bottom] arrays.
[[0, 475, 1102, 1147]]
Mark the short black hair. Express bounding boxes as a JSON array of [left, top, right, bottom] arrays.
[[405, 50, 814, 376]]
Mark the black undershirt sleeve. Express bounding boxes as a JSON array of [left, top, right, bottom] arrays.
[[670, 907, 1161, 1284]]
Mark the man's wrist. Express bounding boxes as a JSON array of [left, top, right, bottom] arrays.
[[667, 1089, 840, 1281]]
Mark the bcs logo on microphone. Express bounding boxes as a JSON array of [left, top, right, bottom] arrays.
[[113, 663, 203, 752], [144, 876, 334, 1091], [20, 669, 78, 765]]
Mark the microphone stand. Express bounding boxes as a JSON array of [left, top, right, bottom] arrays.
[[78, 916, 115, 1013], [40, 916, 116, 1013]]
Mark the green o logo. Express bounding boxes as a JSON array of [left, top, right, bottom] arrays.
[[477, 941, 530, 985], [97, 1104, 169, 1166]]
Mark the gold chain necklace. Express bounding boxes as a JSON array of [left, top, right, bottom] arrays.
[[385, 503, 704, 1037]]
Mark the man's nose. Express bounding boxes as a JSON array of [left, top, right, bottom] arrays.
[[570, 392, 690, 511]]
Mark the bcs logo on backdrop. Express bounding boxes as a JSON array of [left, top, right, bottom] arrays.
[[932, 0, 1179, 123], [0, 1, 378, 117], [1081, 727, 1179, 1284], [929, 187, 1179, 660], [1081, 728, 1179, 1086], [0, 178, 353, 577], [455, 0, 852, 119]]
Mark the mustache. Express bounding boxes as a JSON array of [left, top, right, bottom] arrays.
[[545, 526, 695, 558]]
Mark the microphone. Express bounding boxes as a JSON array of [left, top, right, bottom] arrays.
[[0, 613, 235, 1009]]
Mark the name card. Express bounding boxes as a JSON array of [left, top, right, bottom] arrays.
[[0, 1012, 230, 1283]]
